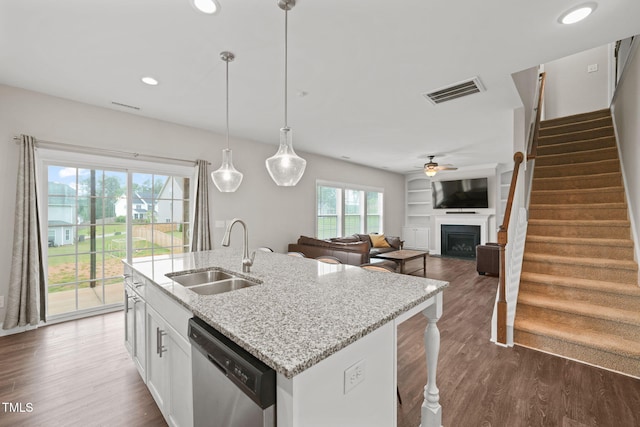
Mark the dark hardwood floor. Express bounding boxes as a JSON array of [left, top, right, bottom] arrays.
[[1, 256, 638, 427], [0, 313, 166, 427], [398, 256, 640, 427]]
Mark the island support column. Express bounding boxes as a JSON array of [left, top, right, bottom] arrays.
[[421, 292, 442, 427]]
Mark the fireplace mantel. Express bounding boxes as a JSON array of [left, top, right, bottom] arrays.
[[433, 214, 490, 256]]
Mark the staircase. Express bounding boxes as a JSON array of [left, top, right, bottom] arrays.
[[515, 108, 640, 378]]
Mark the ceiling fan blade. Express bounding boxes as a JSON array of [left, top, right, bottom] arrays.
[[435, 165, 457, 171]]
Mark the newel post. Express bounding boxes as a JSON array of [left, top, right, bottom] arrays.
[[496, 227, 508, 344]]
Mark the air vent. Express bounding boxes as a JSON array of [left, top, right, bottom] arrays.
[[111, 101, 141, 110], [422, 76, 485, 105]]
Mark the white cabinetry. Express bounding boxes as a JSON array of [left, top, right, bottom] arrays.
[[124, 264, 193, 427], [147, 305, 192, 427], [402, 226, 430, 250], [124, 268, 146, 381], [404, 175, 431, 250]]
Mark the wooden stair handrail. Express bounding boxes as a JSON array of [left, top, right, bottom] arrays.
[[495, 71, 546, 345], [527, 72, 546, 160], [496, 152, 524, 344]]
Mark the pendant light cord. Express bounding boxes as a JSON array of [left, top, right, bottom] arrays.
[[226, 57, 230, 150], [284, 8, 288, 128]]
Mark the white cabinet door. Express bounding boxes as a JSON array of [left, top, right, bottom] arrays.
[[415, 228, 430, 250], [167, 332, 193, 427], [146, 306, 193, 427], [147, 307, 169, 412], [402, 227, 429, 250], [133, 296, 146, 380], [124, 288, 134, 355]]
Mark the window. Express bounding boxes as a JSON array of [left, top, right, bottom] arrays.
[[316, 181, 383, 239], [40, 150, 193, 320]]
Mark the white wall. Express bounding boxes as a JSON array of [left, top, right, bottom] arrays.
[[0, 84, 405, 323], [544, 45, 610, 119], [611, 40, 640, 262]]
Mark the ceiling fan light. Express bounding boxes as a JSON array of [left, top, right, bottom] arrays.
[[425, 169, 437, 177]]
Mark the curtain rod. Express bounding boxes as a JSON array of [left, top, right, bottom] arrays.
[[12, 135, 210, 166]]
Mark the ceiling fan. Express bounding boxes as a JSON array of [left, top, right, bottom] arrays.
[[423, 155, 457, 177]]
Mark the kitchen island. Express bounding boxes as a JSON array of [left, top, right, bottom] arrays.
[[124, 248, 448, 427]]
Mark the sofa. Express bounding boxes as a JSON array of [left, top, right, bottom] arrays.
[[287, 234, 403, 266], [288, 236, 370, 265]]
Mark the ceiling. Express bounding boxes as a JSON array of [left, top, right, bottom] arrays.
[[1, 1, 639, 174]]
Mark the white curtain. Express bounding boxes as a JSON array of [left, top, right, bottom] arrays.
[[3, 135, 46, 329], [190, 159, 212, 251]]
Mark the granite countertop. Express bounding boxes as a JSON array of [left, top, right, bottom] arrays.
[[124, 248, 448, 379]]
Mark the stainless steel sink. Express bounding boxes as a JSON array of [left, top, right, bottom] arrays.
[[188, 278, 258, 295], [169, 270, 234, 287], [167, 269, 259, 296]]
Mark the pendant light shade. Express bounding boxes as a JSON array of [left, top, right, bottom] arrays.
[[212, 148, 243, 191], [265, 0, 306, 186], [266, 127, 306, 186], [211, 51, 243, 192]]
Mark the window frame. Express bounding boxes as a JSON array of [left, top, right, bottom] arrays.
[[316, 180, 384, 239], [37, 148, 196, 321]]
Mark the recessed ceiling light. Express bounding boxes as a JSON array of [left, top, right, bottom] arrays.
[[558, 3, 597, 25], [191, 0, 220, 14], [141, 76, 159, 86]]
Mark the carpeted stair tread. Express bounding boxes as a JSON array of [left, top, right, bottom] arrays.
[[517, 291, 640, 327], [534, 146, 618, 166], [537, 126, 615, 146], [528, 218, 630, 227], [523, 252, 638, 271], [519, 282, 640, 313], [524, 234, 635, 259], [532, 172, 622, 190], [530, 186, 625, 205], [528, 203, 628, 221], [536, 136, 616, 156], [539, 108, 611, 128], [515, 330, 640, 378], [519, 272, 640, 297], [514, 315, 640, 358], [534, 159, 620, 178], [538, 116, 613, 137]]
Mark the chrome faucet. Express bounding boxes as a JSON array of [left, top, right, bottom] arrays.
[[221, 218, 255, 273]]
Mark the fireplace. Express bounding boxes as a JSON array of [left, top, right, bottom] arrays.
[[441, 225, 480, 259]]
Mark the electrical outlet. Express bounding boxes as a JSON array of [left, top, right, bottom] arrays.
[[0, 295, 4, 308], [344, 359, 366, 394], [587, 63, 599, 73]]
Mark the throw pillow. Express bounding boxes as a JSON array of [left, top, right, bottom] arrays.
[[370, 234, 391, 248]]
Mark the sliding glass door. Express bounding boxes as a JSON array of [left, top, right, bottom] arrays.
[[45, 164, 191, 319]]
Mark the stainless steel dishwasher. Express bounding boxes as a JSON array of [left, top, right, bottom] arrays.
[[188, 317, 276, 427]]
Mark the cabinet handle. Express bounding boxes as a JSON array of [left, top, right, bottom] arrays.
[[125, 296, 131, 314], [156, 327, 167, 358], [134, 281, 143, 288]]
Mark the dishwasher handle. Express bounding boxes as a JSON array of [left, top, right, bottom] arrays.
[[207, 353, 228, 375]]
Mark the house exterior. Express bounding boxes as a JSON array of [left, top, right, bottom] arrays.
[[156, 176, 186, 224], [47, 182, 76, 246], [114, 191, 156, 220]]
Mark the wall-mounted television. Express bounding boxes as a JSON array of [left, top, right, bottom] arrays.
[[431, 177, 489, 209]]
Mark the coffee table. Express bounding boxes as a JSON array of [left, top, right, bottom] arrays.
[[374, 249, 429, 277]]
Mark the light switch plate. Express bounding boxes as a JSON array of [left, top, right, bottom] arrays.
[[587, 63, 599, 73]]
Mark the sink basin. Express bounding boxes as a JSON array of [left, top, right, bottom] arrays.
[[188, 278, 258, 296], [169, 270, 233, 287]]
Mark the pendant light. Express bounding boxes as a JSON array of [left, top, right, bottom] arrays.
[[265, 0, 307, 186], [211, 51, 243, 192]]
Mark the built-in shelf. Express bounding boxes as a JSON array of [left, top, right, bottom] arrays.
[[404, 174, 432, 248]]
